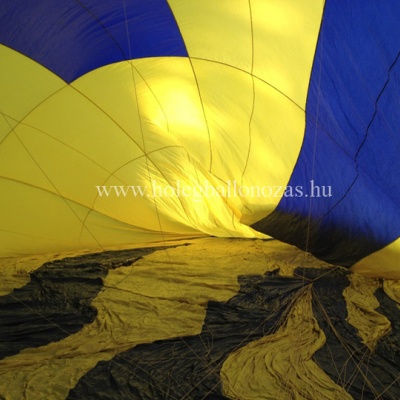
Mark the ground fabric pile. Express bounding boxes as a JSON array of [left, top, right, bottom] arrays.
[[0, 238, 399, 399]]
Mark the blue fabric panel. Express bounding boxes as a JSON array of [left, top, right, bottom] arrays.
[[255, 0, 400, 264], [0, 0, 187, 83]]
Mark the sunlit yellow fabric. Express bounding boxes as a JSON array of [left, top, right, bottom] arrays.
[[251, 0, 323, 106], [168, 0, 324, 224], [0, 0, 323, 257], [168, 0, 253, 73]]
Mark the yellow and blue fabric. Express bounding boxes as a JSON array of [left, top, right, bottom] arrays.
[[1, 0, 399, 276], [254, 1, 400, 274]]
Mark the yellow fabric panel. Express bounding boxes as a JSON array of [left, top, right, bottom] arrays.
[[239, 75, 307, 224], [71, 62, 145, 150], [0, 115, 17, 143], [22, 85, 144, 175], [220, 288, 352, 400], [0, 45, 65, 121], [147, 148, 262, 238], [93, 154, 201, 234], [189, 59, 254, 180], [185, 58, 306, 224], [351, 237, 400, 280], [132, 57, 211, 160], [0, 54, 194, 256], [0, 133, 55, 193], [171, 0, 323, 103], [252, 0, 324, 106], [1, 53, 274, 257], [168, 0, 253, 72], [13, 123, 112, 205], [82, 210, 201, 248], [169, 0, 323, 225], [0, 179, 99, 257], [0, 190, 197, 258]]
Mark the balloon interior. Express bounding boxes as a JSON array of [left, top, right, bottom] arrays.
[[0, 1, 399, 399]]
